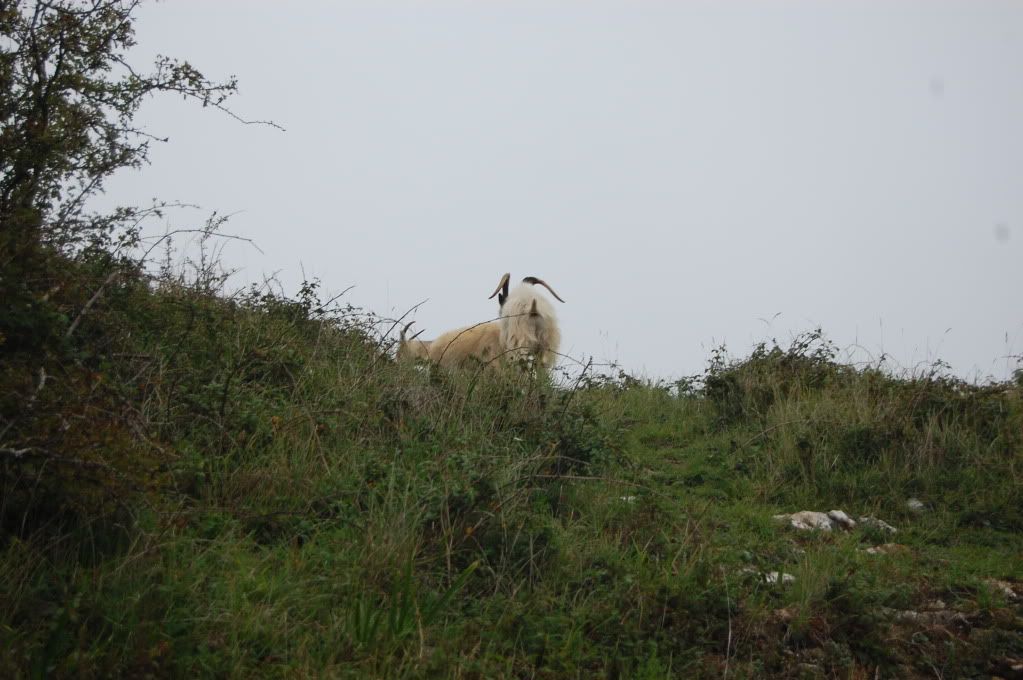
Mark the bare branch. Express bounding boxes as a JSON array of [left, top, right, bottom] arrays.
[[65, 269, 119, 339]]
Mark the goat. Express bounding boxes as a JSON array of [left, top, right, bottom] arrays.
[[415, 273, 564, 371], [396, 321, 431, 361]]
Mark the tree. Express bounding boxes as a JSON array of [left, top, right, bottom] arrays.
[[0, 0, 239, 352], [0, 1, 265, 530]]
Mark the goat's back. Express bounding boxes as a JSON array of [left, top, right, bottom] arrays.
[[427, 322, 503, 369]]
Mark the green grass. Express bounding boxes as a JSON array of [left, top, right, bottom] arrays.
[[1, 269, 1021, 678]]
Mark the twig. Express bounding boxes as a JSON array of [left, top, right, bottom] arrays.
[[313, 285, 357, 316], [558, 357, 595, 420], [1, 446, 123, 474], [137, 226, 264, 262], [377, 298, 429, 354], [25, 367, 47, 409], [65, 269, 120, 339], [112, 54, 286, 132]]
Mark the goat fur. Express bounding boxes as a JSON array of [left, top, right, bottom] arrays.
[[498, 280, 561, 370], [397, 322, 432, 361], [426, 322, 503, 369]]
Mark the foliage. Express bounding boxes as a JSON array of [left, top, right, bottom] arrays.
[[1, 0, 241, 353], [1, 0, 242, 532], [0, 259, 1018, 676]]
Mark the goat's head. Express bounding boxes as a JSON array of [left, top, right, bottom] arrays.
[[400, 320, 426, 343], [488, 273, 565, 309], [397, 320, 429, 360]]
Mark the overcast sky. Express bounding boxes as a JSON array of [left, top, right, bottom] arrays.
[[104, 0, 1023, 382]]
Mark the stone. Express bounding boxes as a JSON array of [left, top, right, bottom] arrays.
[[863, 543, 909, 556], [882, 607, 970, 628], [984, 579, 1020, 601], [906, 498, 926, 513], [774, 511, 839, 531], [773, 510, 866, 532], [858, 516, 898, 534], [764, 571, 796, 585], [738, 567, 795, 585], [827, 510, 857, 529]]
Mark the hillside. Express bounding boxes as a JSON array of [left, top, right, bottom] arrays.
[[3, 2, 1021, 676], [2, 264, 1021, 679]]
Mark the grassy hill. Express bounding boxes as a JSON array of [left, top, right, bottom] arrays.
[[4, 2, 1018, 676], [2, 263, 1021, 679]]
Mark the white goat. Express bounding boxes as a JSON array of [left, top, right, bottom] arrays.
[[396, 321, 432, 361], [410, 273, 564, 372]]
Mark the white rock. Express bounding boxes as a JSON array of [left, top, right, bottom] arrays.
[[863, 543, 909, 556], [827, 510, 857, 530], [858, 516, 898, 534], [882, 607, 969, 627], [739, 567, 796, 585], [774, 511, 838, 531], [773, 510, 861, 532], [984, 579, 1019, 601], [764, 571, 796, 585]]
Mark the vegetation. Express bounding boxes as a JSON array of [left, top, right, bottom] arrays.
[[2, 274, 1021, 678], [2, 2, 1021, 677]]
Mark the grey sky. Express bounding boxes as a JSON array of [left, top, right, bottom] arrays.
[[106, 1, 1023, 381]]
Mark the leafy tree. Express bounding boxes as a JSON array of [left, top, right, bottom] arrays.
[[0, 0, 260, 530], [0, 0, 238, 352]]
